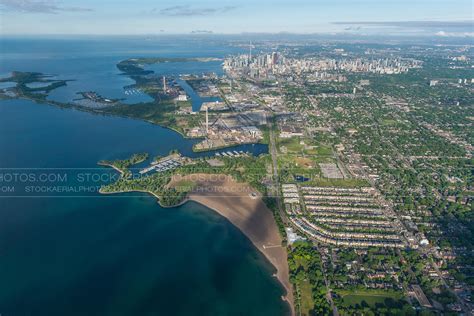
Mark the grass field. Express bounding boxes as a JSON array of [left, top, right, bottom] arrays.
[[278, 155, 320, 181], [293, 255, 315, 316], [169, 179, 196, 192], [278, 135, 335, 161], [297, 279, 314, 316], [278, 137, 305, 153], [381, 119, 398, 126], [294, 157, 317, 168], [306, 144, 333, 156], [338, 290, 404, 308]]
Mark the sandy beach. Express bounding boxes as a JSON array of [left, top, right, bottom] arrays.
[[169, 174, 294, 314]]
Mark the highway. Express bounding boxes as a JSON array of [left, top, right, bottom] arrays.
[[267, 117, 291, 226]]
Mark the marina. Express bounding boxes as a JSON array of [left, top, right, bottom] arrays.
[[215, 150, 249, 158], [124, 88, 144, 96], [139, 150, 250, 175], [139, 154, 184, 174]]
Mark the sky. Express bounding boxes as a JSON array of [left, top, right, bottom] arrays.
[[0, 0, 473, 36]]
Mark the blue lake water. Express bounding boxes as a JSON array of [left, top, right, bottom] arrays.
[[1, 37, 231, 106], [176, 79, 222, 112], [0, 36, 289, 316]]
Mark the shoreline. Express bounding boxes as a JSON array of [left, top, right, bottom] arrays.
[[168, 174, 295, 315], [98, 173, 294, 315], [99, 188, 162, 200], [188, 197, 295, 314], [97, 161, 126, 176], [5, 95, 267, 153]]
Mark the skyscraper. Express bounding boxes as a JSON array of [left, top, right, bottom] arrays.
[[272, 52, 278, 65]]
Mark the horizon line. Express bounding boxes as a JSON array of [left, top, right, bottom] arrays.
[[1, 32, 473, 37]]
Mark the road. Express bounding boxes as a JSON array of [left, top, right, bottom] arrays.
[[428, 257, 471, 314], [267, 118, 290, 226], [268, 116, 339, 316], [320, 251, 339, 316]]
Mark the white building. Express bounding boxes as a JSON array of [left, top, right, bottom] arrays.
[[177, 94, 188, 101]]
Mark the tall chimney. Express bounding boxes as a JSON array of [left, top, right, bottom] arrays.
[[205, 106, 209, 135]]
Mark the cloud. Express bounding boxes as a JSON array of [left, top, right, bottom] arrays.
[[154, 5, 237, 17], [333, 20, 474, 29], [191, 30, 214, 34], [0, 0, 92, 14], [344, 26, 361, 31], [435, 30, 474, 37]]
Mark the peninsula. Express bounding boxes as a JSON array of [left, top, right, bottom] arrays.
[[0, 56, 266, 152]]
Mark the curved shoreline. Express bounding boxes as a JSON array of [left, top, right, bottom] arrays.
[[186, 197, 294, 314], [7, 95, 266, 153], [99, 174, 294, 315], [97, 161, 126, 176]]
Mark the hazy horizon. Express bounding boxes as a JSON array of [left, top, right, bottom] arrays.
[[1, 0, 473, 37]]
